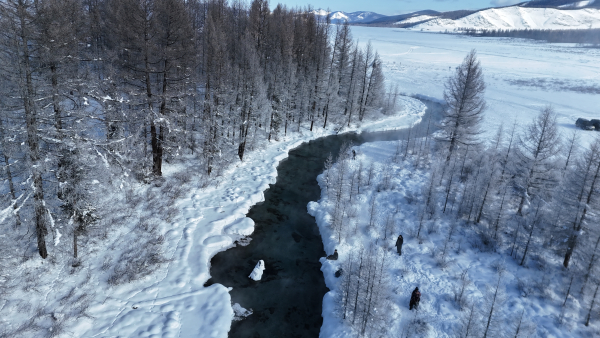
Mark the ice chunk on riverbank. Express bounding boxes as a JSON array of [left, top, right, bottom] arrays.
[[248, 260, 265, 281], [232, 303, 253, 321]]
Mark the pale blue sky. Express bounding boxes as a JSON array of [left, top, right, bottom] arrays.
[[271, 0, 523, 15]]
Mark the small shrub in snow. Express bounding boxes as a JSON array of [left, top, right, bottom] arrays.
[[404, 191, 416, 205], [435, 255, 454, 270], [403, 316, 432, 338], [453, 267, 472, 310], [59, 287, 76, 306], [426, 220, 438, 235], [48, 318, 67, 338], [477, 230, 497, 252], [70, 258, 82, 270], [468, 235, 486, 252], [510, 309, 537, 338], [516, 277, 535, 298], [16, 300, 32, 314], [163, 180, 185, 201], [454, 300, 481, 338], [533, 272, 553, 301], [490, 259, 507, 276], [399, 265, 411, 279], [108, 238, 167, 286], [173, 171, 192, 185], [101, 256, 112, 271]]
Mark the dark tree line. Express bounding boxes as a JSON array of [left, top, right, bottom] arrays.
[[461, 28, 600, 46], [0, 0, 389, 263]]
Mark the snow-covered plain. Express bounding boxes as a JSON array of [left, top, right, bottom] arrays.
[[353, 26, 600, 147], [413, 6, 600, 31]]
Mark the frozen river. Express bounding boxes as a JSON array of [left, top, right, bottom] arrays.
[[207, 99, 442, 338]]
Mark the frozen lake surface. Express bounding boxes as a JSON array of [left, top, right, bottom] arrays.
[[353, 27, 600, 146]]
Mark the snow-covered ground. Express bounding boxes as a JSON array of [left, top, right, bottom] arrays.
[[309, 139, 600, 337], [307, 27, 600, 338], [353, 26, 600, 147], [412, 6, 600, 31], [6, 95, 419, 338], [6, 27, 599, 338]]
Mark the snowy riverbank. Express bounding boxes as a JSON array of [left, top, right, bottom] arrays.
[[53, 96, 425, 337], [309, 139, 600, 337]]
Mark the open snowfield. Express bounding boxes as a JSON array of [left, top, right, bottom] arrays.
[[352, 26, 600, 147], [413, 6, 600, 31]]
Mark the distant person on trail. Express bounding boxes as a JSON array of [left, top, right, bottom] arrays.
[[395, 235, 403, 256], [326, 249, 338, 260], [409, 287, 421, 310], [352, 150, 356, 160]]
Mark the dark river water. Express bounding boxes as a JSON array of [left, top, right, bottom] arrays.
[[205, 98, 443, 338]]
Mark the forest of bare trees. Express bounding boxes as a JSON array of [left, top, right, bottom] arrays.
[[431, 54, 600, 333], [0, 0, 389, 265], [320, 50, 600, 336]]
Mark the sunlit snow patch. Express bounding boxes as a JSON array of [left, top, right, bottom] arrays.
[[224, 217, 255, 236]]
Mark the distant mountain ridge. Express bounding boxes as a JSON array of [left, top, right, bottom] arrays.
[[310, 10, 386, 24], [410, 6, 600, 31], [520, 0, 599, 8], [312, 0, 600, 30]]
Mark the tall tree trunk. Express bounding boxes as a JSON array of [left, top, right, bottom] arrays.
[[73, 230, 78, 258], [581, 235, 600, 296], [483, 275, 502, 338], [585, 283, 599, 326], [564, 159, 600, 267], [16, 0, 48, 258]]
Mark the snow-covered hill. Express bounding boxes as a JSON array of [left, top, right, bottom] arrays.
[[413, 6, 600, 31], [522, 0, 599, 8], [394, 15, 438, 26], [311, 9, 386, 24]]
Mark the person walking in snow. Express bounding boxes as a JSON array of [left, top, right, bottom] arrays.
[[352, 150, 356, 160], [395, 235, 403, 256], [409, 287, 421, 310], [326, 249, 338, 260]]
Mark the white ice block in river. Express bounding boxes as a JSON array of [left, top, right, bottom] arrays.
[[249, 260, 265, 281]]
